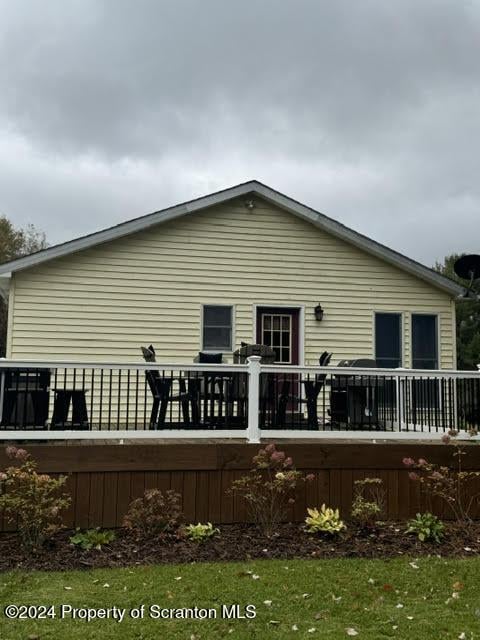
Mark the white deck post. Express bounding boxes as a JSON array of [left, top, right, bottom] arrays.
[[246, 355, 262, 443]]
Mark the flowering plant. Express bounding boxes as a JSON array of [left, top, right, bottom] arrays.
[[403, 429, 480, 522], [123, 489, 183, 539], [0, 446, 71, 551], [229, 444, 314, 536]]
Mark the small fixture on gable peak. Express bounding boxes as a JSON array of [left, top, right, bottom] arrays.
[[244, 199, 256, 211]]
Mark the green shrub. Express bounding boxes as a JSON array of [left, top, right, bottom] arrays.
[[70, 527, 116, 551], [351, 477, 385, 529], [406, 512, 445, 543], [0, 446, 71, 552], [183, 522, 219, 543], [230, 444, 315, 536], [123, 488, 183, 539], [305, 505, 345, 535]]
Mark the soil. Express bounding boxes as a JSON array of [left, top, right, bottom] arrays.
[[1, 522, 479, 572]]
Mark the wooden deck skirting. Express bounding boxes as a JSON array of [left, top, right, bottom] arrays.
[[1, 440, 479, 531]]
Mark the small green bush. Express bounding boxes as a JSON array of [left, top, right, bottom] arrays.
[[183, 522, 219, 543], [123, 489, 183, 540], [351, 477, 385, 529], [406, 512, 445, 543], [305, 505, 345, 535], [70, 528, 116, 551]]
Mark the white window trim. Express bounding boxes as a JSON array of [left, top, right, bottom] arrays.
[[200, 303, 235, 353]]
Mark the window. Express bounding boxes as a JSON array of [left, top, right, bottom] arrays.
[[261, 313, 292, 363], [411, 314, 439, 410], [375, 313, 402, 367], [412, 314, 438, 369], [202, 305, 233, 351]]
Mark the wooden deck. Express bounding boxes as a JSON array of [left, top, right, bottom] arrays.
[[1, 439, 479, 531]]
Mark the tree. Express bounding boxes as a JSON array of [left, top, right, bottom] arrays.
[[434, 253, 480, 370], [0, 216, 47, 356]]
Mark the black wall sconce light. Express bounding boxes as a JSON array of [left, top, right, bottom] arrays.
[[314, 303, 324, 321]]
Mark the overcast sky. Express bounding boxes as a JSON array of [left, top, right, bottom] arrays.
[[0, 1, 479, 266]]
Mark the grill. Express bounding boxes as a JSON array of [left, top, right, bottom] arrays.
[[330, 358, 384, 428], [233, 343, 276, 364]]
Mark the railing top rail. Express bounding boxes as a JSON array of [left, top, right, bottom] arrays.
[[0, 359, 478, 378], [0, 359, 249, 373], [260, 364, 480, 378]]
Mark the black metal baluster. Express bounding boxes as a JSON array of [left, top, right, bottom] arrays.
[[108, 369, 112, 429], [99, 368, 104, 431], [116, 369, 121, 430], [126, 369, 130, 430], [134, 369, 139, 431]]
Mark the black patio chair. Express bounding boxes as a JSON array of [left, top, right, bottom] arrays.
[[0, 368, 51, 429], [141, 345, 193, 428], [276, 351, 333, 429]]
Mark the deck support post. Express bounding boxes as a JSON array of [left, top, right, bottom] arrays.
[[246, 356, 262, 443], [395, 370, 405, 431]]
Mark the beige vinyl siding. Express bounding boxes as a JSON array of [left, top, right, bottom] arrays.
[[8, 196, 455, 368]]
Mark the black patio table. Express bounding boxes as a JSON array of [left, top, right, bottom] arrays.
[[187, 370, 247, 428]]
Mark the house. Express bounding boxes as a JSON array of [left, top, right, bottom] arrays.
[[0, 181, 463, 369]]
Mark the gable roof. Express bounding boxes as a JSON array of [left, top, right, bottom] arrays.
[[0, 180, 464, 297]]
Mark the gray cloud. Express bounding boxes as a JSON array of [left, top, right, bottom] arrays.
[[0, 0, 479, 264]]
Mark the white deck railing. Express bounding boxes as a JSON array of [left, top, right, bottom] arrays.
[[0, 357, 478, 442]]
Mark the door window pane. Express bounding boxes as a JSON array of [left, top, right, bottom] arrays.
[[375, 313, 401, 368], [262, 314, 292, 363], [202, 305, 232, 350]]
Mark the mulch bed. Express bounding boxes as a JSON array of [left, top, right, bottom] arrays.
[[1, 522, 479, 572]]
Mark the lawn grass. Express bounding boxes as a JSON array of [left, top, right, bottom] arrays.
[[0, 557, 479, 639]]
